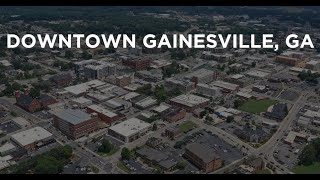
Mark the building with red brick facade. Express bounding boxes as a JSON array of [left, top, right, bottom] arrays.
[[184, 143, 223, 173], [122, 58, 151, 71], [164, 107, 186, 123], [86, 104, 124, 125], [52, 109, 99, 139]]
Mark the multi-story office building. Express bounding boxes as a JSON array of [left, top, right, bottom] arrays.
[[52, 109, 99, 139], [84, 62, 116, 79], [196, 83, 222, 97], [164, 78, 195, 93]]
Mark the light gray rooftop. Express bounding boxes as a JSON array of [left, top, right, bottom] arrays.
[[53, 109, 92, 125]]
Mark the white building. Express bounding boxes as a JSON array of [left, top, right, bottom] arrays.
[[108, 118, 151, 143], [10, 127, 54, 152]]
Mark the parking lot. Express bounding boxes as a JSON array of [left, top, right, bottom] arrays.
[[63, 157, 97, 174], [273, 141, 306, 169], [195, 131, 244, 165], [279, 90, 300, 101], [0, 121, 21, 134]]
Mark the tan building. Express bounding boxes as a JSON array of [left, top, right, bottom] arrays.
[[116, 75, 131, 87], [305, 60, 320, 71], [275, 55, 301, 66]]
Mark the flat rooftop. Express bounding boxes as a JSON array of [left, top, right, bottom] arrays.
[[185, 68, 214, 79], [11, 127, 53, 147], [71, 97, 92, 104], [245, 70, 270, 78], [0, 142, 16, 153], [87, 104, 118, 118], [12, 117, 31, 127], [109, 118, 151, 137], [52, 109, 93, 125], [152, 104, 171, 113], [197, 83, 221, 90], [135, 97, 157, 108], [211, 80, 239, 91], [64, 80, 106, 95], [170, 94, 210, 108], [186, 142, 220, 163], [121, 92, 140, 101]]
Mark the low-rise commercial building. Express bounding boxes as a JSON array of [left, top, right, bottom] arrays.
[[184, 143, 223, 173], [11, 117, 31, 128], [135, 69, 163, 82], [305, 60, 320, 71], [10, 127, 55, 152], [164, 107, 186, 123], [122, 57, 151, 71], [169, 94, 210, 112], [108, 118, 151, 143], [87, 104, 122, 124], [0, 143, 16, 156], [211, 81, 239, 93], [185, 68, 217, 85], [134, 97, 157, 109], [71, 97, 93, 109], [284, 131, 308, 145], [164, 78, 195, 93]]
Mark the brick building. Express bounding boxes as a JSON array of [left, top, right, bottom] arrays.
[[86, 104, 123, 124], [52, 109, 99, 139], [49, 73, 73, 87], [184, 143, 223, 173], [122, 58, 151, 71], [164, 107, 186, 123]]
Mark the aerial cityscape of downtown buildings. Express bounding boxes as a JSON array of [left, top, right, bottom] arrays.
[[0, 6, 320, 174]]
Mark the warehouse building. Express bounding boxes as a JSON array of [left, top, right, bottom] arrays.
[[10, 127, 55, 152], [108, 118, 151, 143]]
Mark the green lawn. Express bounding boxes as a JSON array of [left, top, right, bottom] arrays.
[[117, 161, 131, 174], [179, 121, 197, 133], [255, 169, 272, 174], [292, 162, 320, 174], [238, 99, 277, 114]]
